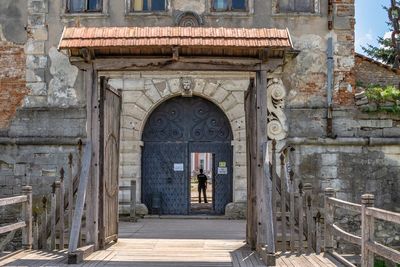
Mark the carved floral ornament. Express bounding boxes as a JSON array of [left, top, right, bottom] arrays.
[[267, 78, 288, 141]]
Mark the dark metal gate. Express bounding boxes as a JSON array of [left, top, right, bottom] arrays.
[[142, 96, 233, 215], [99, 77, 121, 247]]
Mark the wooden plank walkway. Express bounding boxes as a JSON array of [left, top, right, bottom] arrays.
[[0, 218, 344, 267]]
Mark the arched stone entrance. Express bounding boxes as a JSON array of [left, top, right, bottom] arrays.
[[109, 72, 250, 215], [142, 96, 233, 215]]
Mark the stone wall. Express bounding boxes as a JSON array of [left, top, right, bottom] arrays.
[[0, 143, 81, 223], [355, 54, 400, 87], [104, 71, 249, 214], [290, 144, 400, 211]]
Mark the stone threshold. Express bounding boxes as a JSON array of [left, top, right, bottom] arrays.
[[144, 214, 231, 220]]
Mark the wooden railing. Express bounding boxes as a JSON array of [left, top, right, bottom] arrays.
[[324, 188, 400, 267], [118, 180, 137, 222], [0, 186, 32, 250], [270, 140, 316, 254]]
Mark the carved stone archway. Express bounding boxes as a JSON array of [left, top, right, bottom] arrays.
[[106, 72, 250, 214]]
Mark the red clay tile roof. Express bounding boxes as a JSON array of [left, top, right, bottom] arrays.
[[58, 26, 293, 49]]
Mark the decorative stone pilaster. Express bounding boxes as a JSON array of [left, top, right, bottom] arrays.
[[267, 78, 288, 141]]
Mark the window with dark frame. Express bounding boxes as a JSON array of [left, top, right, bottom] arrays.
[[130, 0, 166, 12], [212, 0, 247, 12], [67, 0, 102, 12], [278, 0, 314, 13]]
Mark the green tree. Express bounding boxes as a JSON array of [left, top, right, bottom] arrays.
[[361, 1, 399, 66]]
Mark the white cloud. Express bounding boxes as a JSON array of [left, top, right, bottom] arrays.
[[355, 30, 374, 53]]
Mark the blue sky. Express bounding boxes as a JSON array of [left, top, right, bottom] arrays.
[[355, 0, 390, 54]]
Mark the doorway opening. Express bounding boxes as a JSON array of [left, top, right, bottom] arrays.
[[190, 152, 214, 214], [142, 96, 233, 215]]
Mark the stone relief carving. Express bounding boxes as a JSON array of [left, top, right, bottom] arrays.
[[180, 77, 193, 97], [174, 11, 204, 27], [267, 78, 288, 140]]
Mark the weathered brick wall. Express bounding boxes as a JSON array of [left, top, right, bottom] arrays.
[[355, 55, 400, 87], [0, 41, 29, 129]]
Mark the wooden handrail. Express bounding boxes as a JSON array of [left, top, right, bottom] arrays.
[[0, 186, 32, 250], [0, 195, 28, 207], [366, 207, 400, 225], [324, 188, 400, 266], [366, 241, 400, 264], [0, 222, 26, 235], [327, 197, 362, 213], [331, 223, 362, 246]]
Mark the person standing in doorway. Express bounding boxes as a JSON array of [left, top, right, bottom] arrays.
[[197, 169, 208, 203]]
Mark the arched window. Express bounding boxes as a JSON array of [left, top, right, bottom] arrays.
[[212, 0, 247, 11], [67, 0, 102, 12], [131, 0, 166, 11]]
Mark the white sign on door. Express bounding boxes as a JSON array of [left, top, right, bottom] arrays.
[[218, 167, 228, 175], [173, 163, 184, 171]]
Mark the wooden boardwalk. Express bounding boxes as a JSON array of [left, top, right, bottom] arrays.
[[0, 218, 344, 267]]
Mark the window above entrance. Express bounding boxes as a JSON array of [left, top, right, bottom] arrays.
[[66, 0, 102, 13], [273, 0, 320, 15], [212, 0, 247, 11], [129, 0, 166, 12]]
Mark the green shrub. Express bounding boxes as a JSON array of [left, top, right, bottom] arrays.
[[365, 85, 400, 114]]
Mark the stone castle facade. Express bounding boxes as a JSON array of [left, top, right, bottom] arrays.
[[0, 0, 399, 234]]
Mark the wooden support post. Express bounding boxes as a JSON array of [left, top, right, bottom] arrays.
[[304, 183, 313, 254], [245, 79, 257, 250], [324, 188, 335, 253], [90, 70, 100, 250], [256, 70, 275, 265], [21, 186, 32, 250], [315, 211, 322, 254], [289, 170, 295, 252], [42, 196, 49, 250], [298, 182, 304, 254], [280, 153, 287, 252], [68, 153, 74, 232], [51, 182, 60, 250], [271, 140, 277, 247], [59, 168, 65, 250], [78, 140, 84, 247], [130, 180, 137, 222], [361, 194, 375, 267]]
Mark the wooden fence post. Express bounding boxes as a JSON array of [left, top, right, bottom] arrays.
[[40, 196, 48, 250], [298, 182, 304, 254], [59, 168, 65, 249], [324, 188, 335, 253], [51, 182, 60, 250], [361, 194, 375, 267], [68, 153, 74, 230], [315, 211, 322, 254], [280, 153, 287, 252], [130, 180, 137, 222], [21, 186, 32, 250], [304, 183, 313, 254], [289, 170, 295, 252], [33, 211, 38, 250]]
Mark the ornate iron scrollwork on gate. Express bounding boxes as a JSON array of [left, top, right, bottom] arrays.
[[143, 96, 232, 142]]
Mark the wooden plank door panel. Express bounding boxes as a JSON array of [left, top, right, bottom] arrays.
[[99, 77, 121, 248]]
